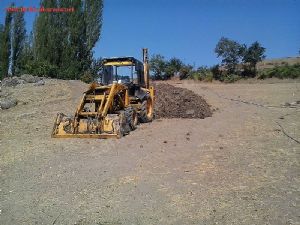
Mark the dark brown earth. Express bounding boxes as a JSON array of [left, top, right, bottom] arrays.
[[154, 83, 212, 119]]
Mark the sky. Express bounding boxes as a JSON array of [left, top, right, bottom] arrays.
[[0, 0, 299, 67]]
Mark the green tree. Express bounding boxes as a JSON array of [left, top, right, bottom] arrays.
[[0, 24, 4, 79], [210, 64, 222, 80], [34, 0, 60, 66], [11, 11, 26, 75], [215, 37, 244, 74], [81, 0, 104, 75], [242, 41, 265, 76], [0, 6, 13, 78], [60, 0, 85, 79], [18, 32, 34, 74], [149, 54, 167, 80], [179, 64, 193, 80], [90, 57, 103, 79], [33, 0, 104, 79], [165, 57, 184, 78], [84, 0, 104, 57]]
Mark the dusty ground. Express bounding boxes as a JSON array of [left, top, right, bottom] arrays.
[[0, 79, 299, 225]]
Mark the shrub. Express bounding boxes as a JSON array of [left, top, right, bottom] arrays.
[[186, 66, 214, 82], [189, 71, 201, 80], [80, 71, 94, 83], [179, 66, 193, 80], [241, 67, 256, 78], [203, 72, 213, 82], [211, 64, 222, 80], [223, 74, 240, 83], [258, 64, 300, 79], [24, 60, 58, 78]]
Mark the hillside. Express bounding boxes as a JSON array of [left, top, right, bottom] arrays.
[[257, 56, 300, 70]]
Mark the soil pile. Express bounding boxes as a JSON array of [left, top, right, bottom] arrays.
[[154, 83, 212, 119]]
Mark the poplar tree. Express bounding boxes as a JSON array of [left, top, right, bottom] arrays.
[[33, 0, 104, 79], [0, 7, 13, 77], [60, 0, 85, 79], [11, 11, 26, 75], [84, 0, 104, 78], [18, 32, 34, 74], [34, 0, 58, 63], [84, 0, 103, 61], [0, 24, 4, 79]]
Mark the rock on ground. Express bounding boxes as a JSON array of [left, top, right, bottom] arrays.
[[33, 80, 45, 86], [1, 75, 43, 87], [1, 77, 20, 87], [0, 98, 18, 109], [20, 74, 42, 83]]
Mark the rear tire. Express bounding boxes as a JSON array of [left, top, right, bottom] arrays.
[[139, 97, 153, 123]]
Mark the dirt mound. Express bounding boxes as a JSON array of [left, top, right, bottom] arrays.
[[154, 83, 212, 119]]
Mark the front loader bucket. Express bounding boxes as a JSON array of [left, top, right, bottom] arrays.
[[51, 82, 139, 139], [51, 113, 124, 139], [52, 113, 70, 137]]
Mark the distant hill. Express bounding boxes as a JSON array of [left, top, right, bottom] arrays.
[[257, 56, 300, 70]]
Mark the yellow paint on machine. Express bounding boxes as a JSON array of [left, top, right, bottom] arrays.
[[52, 48, 155, 139]]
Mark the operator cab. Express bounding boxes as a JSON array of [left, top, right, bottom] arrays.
[[101, 57, 145, 87]]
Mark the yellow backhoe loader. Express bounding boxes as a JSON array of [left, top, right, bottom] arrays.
[[52, 48, 154, 138]]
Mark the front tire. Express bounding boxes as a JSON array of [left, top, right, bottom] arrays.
[[125, 107, 138, 130], [139, 97, 153, 123]]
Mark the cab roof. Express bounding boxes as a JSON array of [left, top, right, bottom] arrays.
[[102, 57, 142, 66]]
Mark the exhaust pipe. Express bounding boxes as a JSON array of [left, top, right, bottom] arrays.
[[143, 48, 149, 89]]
